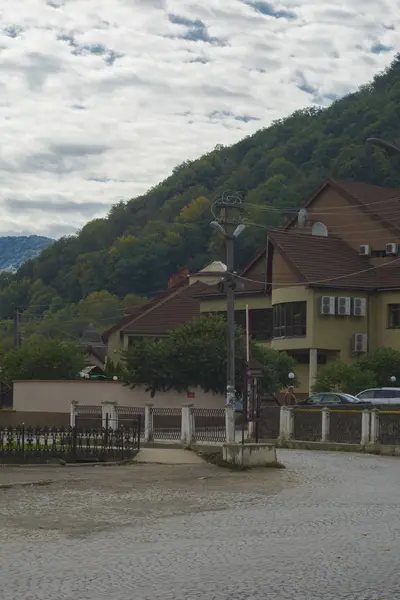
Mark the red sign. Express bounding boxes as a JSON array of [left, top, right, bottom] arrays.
[[187, 392, 195, 399]]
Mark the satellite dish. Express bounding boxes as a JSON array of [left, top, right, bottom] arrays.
[[297, 208, 308, 228], [311, 222, 328, 237]]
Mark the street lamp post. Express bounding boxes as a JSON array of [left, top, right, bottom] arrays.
[[210, 218, 245, 407]]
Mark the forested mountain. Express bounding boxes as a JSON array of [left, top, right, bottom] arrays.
[[0, 236, 54, 273], [1, 55, 400, 348]]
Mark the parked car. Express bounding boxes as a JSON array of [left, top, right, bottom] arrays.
[[356, 387, 400, 404], [298, 392, 364, 406]]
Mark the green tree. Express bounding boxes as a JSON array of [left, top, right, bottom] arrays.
[[312, 361, 376, 395], [0, 339, 85, 389], [122, 314, 296, 396], [358, 347, 400, 387]]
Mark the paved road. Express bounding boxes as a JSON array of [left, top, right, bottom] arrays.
[[1, 450, 400, 599]]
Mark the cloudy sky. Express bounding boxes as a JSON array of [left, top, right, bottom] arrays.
[[0, 0, 399, 238]]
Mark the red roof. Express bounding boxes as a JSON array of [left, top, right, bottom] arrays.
[[269, 230, 400, 290]]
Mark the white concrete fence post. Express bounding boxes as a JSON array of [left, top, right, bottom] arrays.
[[321, 407, 330, 442], [279, 406, 288, 441], [370, 408, 379, 446], [286, 407, 294, 440], [144, 403, 153, 442], [361, 409, 371, 446], [101, 401, 118, 429], [225, 404, 235, 443], [70, 401, 78, 427], [181, 403, 194, 445]]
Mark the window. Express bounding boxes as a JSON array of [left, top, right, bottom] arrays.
[[357, 389, 376, 400], [273, 302, 307, 338], [388, 304, 400, 328], [127, 336, 144, 346], [127, 335, 161, 346], [306, 394, 324, 404], [321, 394, 341, 405], [235, 308, 272, 341]]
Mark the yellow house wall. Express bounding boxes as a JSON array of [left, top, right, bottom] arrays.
[[374, 291, 400, 350], [106, 331, 122, 362], [312, 289, 369, 362], [293, 363, 309, 395], [200, 295, 271, 312]]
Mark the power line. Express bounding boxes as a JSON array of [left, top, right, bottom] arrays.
[[234, 255, 400, 288]]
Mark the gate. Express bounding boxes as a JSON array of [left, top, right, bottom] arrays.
[[153, 407, 181, 440], [75, 405, 102, 429], [116, 406, 144, 440], [192, 408, 226, 442]]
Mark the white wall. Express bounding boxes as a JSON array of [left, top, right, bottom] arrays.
[[13, 381, 225, 413]]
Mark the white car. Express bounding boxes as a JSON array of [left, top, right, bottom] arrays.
[[356, 387, 400, 404]]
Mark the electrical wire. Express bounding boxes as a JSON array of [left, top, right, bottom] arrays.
[[242, 219, 400, 239], [243, 193, 400, 214], [233, 254, 400, 288]]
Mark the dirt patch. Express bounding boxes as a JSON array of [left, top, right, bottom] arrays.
[[0, 463, 293, 537]]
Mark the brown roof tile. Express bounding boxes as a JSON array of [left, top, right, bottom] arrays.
[[123, 281, 208, 335], [269, 230, 378, 289], [332, 179, 400, 232], [102, 279, 190, 340]]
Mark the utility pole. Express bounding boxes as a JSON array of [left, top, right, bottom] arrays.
[[13, 307, 20, 349], [210, 192, 245, 406], [224, 206, 236, 405]]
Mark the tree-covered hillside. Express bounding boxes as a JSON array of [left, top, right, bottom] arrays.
[[1, 55, 400, 346], [0, 236, 54, 273]]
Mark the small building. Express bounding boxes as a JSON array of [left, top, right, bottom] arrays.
[[103, 262, 226, 362]]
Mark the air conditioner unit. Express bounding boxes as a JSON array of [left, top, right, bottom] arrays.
[[359, 245, 371, 256], [320, 296, 335, 315], [352, 333, 368, 353], [352, 297, 367, 317], [336, 296, 351, 316], [386, 242, 398, 256]]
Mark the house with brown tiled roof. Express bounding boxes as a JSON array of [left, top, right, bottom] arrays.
[[103, 262, 226, 362], [197, 178, 400, 395]]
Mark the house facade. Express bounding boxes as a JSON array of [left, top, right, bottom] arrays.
[[199, 179, 400, 394]]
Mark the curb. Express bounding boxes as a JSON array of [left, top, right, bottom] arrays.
[[0, 459, 135, 469], [1, 479, 60, 490]]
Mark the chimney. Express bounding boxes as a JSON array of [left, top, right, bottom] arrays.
[[168, 268, 189, 289]]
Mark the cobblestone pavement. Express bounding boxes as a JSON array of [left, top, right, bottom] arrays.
[[1, 451, 400, 599]]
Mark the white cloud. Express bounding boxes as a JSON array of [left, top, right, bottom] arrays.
[[0, 0, 399, 237]]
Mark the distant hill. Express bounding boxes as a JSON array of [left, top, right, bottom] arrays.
[[0, 236, 54, 272]]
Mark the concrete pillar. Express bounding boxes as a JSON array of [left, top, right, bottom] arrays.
[[286, 408, 294, 440], [70, 401, 78, 427], [321, 407, 330, 442], [181, 403, 194, 445], [370, 409, 379, 445], [309, 348, 318, 393], [101, 402, 118, 429], [225, 404, 235, 443], [361, 409, 371, 446], [279, 406, 288, 441], [144, 403, 153, 442]]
